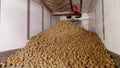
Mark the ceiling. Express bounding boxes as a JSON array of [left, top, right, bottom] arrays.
[[32, 0, 93, 13], [40, 0, 72, 13]]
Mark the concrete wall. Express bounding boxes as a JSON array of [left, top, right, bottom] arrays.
[[89, 0, 120, 55], [0, 0, 58, 52]]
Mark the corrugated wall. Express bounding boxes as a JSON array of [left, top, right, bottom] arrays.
[[0, 0, 59, 52]]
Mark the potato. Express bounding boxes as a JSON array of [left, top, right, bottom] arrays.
[[0, 20, 115, 68]]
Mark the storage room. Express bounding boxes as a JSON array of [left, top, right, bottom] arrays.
[[0, 0, 120, 68]]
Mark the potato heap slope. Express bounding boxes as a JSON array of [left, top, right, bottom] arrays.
[[0, 20, 115, 68]]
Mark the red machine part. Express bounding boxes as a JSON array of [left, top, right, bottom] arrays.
[[53, 5, 81, 16], [73, 5, 81, 13], [52, 0, 81, 16], [40, 0, 81, 16]]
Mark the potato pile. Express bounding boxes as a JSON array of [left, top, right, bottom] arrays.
[[0, 20, 115, 68]]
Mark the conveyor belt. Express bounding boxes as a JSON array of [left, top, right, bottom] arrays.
[[40, 0, 72, 13]]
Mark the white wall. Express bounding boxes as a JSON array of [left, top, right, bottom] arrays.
[[0, 0, 1, 23], [88, 0, 104, 40], [30, 0, 42, 37], [89, 0, 120, 55], [94, 0, 104, 40], [0, 0, 55, 52], [104, 0, 120, 55], [0, 0, 28, 51]]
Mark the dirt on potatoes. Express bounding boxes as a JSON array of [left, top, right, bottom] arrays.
[[0, 20, 115, 68]]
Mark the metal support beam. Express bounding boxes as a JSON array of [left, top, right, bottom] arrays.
[[27, 0, 30, 40]]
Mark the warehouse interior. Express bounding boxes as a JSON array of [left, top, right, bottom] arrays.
[[0, 0, 120, 67]]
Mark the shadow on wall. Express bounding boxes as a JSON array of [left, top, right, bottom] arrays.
[[87, 0, 105, 41]]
